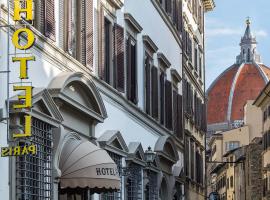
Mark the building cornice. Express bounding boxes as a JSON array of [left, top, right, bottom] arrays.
[[124, 13, 143, 33], [142, 35, 159, 53], [157, 52, 171, 68]]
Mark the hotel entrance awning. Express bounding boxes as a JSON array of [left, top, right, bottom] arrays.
[[59, 140, 120, 190]]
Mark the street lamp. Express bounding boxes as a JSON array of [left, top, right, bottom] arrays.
[[145, 146, 155, 164]]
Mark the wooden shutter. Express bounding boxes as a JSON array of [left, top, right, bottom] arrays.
[[126, 38, 132, 101], [145, 57, 151, 115], [86, 0, 93, 68], [165, 80, 172, 130], [114, 24, 125, 92], [98, 6, 105, 79], [151, 67, 159, 119], [44, 0, 56, 40], [67, 0, 73, 53], [173, 0, 177, 25], [131, 44, 138, 104], [160, 72, 165, 125], [178, 0, 183, 33], [80, 0, 86, 65], [166, 0, 172, 14], [177, 94, 183, 139], [173, 90, 178, 135], [58, 0, 65, 49]]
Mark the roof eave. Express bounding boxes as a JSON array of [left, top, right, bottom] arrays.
[[203, 0, 216, 12]]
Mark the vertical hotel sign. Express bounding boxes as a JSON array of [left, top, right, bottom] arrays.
[[1, 0, 37, 157]]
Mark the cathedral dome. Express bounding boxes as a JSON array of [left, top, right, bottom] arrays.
[[207, 20, 270, 130]]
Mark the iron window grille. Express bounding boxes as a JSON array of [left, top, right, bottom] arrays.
[[145, 171, 158, 200], [101, 152, 122, 200], [16, 118, 53, 200], [125, 163, 142, 200]]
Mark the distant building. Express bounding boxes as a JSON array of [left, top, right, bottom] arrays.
[[254, 82, 270, 200], [210, 139, 263, 200], [207, 100, 263, 199], [207, 20, 270, 136]]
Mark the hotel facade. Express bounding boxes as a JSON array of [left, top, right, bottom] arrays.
[[0, 0, 214, 199]]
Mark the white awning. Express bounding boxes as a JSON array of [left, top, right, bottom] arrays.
[[59, 140, 120, 190]]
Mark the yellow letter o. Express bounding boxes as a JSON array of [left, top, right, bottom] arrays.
[[12, 28, 35, 50]]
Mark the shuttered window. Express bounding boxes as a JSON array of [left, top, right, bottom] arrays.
[[173, 90, 183, 139], [104, 18, 112, 84], [177, 0, 183, 33], [173, 90, 178, 135], [127, 37, 138, 104], [177, 94, 183, 139], [145, 56, 151, 115], [82, 0, 94, 68], [44, 0, 56, 40], [151, 67, 159, 119], [185, 137, 190, 177], [190, 140, 195, 180], [33, 0, 55, 40], [160, 72, 165, 125], [114, 24, 125, 92], [165, 80, 172, 130], [165, 0, 172, 14]]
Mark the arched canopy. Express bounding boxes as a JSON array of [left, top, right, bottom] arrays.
[[59, 133, 120, 191], [154, 136, 179, 164], [48, 72, 107, 122]]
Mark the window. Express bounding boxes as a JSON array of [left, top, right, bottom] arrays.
[[190, 140, 195, 180], [104, 18, 112, 84], [126, 164, 142, 200], [165, 0, 172, 15], [144, 52, 159, 120], [263, 177, 268, 197], [225, 141, 240, 152], [160, 71, 166, 125], [173, 89, 183, 139], [64, 0, 93, 68], [247, 48, 251, 62], [264, 110, 267, 122], [101, 152, 122, 200], [229, 156, 234, 167], [144, 171, 158, 200], [99, 10, 125, 91], [263, 130, 270, 150], [165, 80, 173, 130], [199, 55, 202, 78], [16, 118, 53, 200], [31, 0, 56, 40], [126, 36, 138, 104], [194, 46, 198, 71], [230, 176, 233, 188], [185, 137, 190, 177]]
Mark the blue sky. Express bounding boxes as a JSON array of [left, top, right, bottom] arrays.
[[205, 0, 270, 88]]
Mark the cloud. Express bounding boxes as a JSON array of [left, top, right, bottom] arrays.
[[206, 27, 268, 38], [206, 28, 242, 37], [255, 30, 268, 37]]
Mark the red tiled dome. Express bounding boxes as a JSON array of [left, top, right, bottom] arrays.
[[207, 63, 270, 125]]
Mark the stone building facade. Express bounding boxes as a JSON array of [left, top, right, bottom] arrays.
[[0, 0, 215, 199], [210, 138, 263, 200]]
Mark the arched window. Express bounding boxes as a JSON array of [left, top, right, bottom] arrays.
[[247, 48, 251, 62]]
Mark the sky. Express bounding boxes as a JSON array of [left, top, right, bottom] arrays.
[[205, 0, 270, 88]]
